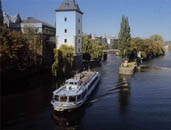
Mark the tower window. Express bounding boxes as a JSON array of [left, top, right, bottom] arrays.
[[78, 19, 80, 23], [64, 17, 67, 22], [78, 39, 81, 43], [64, 29, 67, 33], [64, 3, 69, 8], [78, 30, 80, 34], [64, 39, 67, 43]]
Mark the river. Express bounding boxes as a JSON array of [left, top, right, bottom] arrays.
[[1, 51, 171, 130]]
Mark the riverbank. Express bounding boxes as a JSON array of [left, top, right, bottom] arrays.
[[0, 59, 102, 96], [0, 66, 54, 96]]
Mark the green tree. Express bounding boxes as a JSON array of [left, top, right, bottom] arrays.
[[82, 34, 106, 61], [130, 36, 165, 61], [52, 44, 74, 78], [118, 16, 131, 57], [150, 34, 164, 43]]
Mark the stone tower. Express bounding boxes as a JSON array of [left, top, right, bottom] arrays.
[[0, 0, 3, 26], [56, 0, 83, 69]]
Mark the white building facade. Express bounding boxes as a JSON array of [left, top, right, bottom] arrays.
[[56, 0, 83, 56]]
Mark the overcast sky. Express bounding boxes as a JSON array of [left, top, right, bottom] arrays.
[[2, 0, 171, 41]]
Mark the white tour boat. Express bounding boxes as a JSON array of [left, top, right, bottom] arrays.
[[51, 71, 100, 112]]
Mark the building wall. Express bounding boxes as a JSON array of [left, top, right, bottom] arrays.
[[75, 12, 82, 54], [56, 11, 76, 47], [21, 23, 43, 33], [56, 11, 82, 55]]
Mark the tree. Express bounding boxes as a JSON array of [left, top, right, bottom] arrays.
[[83, 53, 91, 62], [0, 26, 27, 71], [82, 34, 106, 61], [0, 0, 3, 27], [130, 36, 165, 61], [118, 16, 131, 57], [150, 34, 164, 43], [23, 25, 43, 65], [52, 44, 74, 78]]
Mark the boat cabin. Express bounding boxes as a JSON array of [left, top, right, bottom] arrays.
[[54, 78, 86, 103], [65, 79, 80, 91]]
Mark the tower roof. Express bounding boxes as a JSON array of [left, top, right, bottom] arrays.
[[56, 0, 83, 14]]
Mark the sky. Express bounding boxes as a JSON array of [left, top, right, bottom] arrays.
[[2, 0, 171, 41]]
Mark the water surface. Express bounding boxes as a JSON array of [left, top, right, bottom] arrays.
[[2, 52, 171, 130]]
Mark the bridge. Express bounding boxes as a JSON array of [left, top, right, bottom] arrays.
[[103, 49, 120, 55]]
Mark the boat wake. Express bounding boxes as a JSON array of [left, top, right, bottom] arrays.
[[141, 65, 171, 70], [87, 81, 130, 104]]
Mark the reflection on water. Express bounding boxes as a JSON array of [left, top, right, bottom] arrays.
[[52, 108, 85, 130], [118, 75, 131, 115]]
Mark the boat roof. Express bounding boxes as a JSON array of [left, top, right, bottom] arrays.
[[54, 86, 84, 96], [66, 79, 79, 83]]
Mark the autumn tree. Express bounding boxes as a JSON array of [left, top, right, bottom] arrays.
[[23, 25, 43, 65], [0, 26, 27, 71]]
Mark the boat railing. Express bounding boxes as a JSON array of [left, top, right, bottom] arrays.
[[76, 72, 97, 93], [54, 86, 66, 94]]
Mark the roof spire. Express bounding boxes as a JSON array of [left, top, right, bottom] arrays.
[[56, 0, 83, 14]]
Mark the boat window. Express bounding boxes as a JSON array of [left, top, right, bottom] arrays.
[[77, 95, 81, 101], [69, 96, 76, 102], [60, 96, 67, 102], [55, 95, 59, 101]]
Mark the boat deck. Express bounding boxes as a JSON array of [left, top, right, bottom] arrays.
[[56, 87, 84, 96], [54, 71, 96, 96]]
